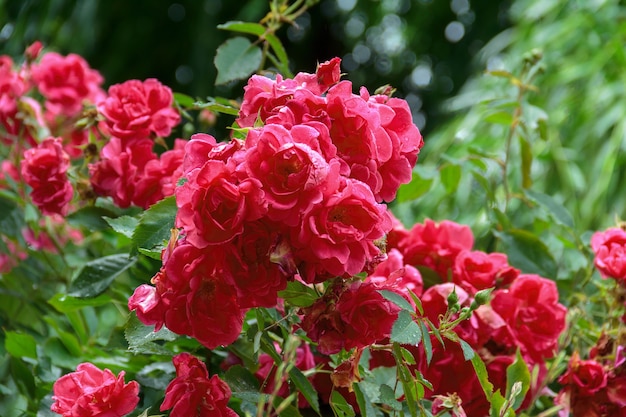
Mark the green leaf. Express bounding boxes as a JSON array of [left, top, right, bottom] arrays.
[[440, 163, 462, 194], [68, 254, 137, 298], [214, 37, 262, 85], [353, 383, 379, 417], [379, 384, 402, 411], [471, 354, 494, 402], [419, 321, 433, 365], [495, 229, 558, 278], [330, 390, 356, 417], [67, 206, 116, 231], [4, 331, 37, 359], [104, 215, 139, 239], [288, 366, 320, 414], [173, 92, 195, 108], [490, 390, 513, 417], [396, 171, 434, 203], [278, 281, 319, 307], [0, 194, 24, 238], [48, 293, 113, 312], [218, 20, 265, 35], [505, 350, 530, 410], [124, 313, 177, 355], [525, 189, 574, 228], [390, 310, 422, 346], [224, 364, 260, 392], [379, 289, 414, 312], [265, 33, 291, 76], [459, 339, 475, 361], [132, 196, 176, 253], [484, 111, 514, 125], [194, 99, 240, 116]]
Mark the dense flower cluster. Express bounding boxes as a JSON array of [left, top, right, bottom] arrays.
[[556, 337, 626, 416], [161, 353, 237, 417], [129, 58, 424, 351], [385, 218, 568, 415], [0, 44, 185, 279], [50, 362, 139, 417]]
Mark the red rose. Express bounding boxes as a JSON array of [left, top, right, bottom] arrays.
[[21, 138, 73, 215], [337, 281, 400, 350], [31, 52, 104, 117], [491, 274, 567, 362], [224, 219, 290, 308], [395, 219, 474, 280], [294, 178, 391, 280], [244, 123, 335, 226], [175, 159, 266, 247], [161, 353, 237, 417], [89, 138, 156, 208], [51, 362, 139, 417], [591, 227, 626, 281], [129, 240, 244, 349], [559, 352, 607, 396], [98, 78, 180, 141], [300, 280, 399, 354], [452, 250, 519, 294]]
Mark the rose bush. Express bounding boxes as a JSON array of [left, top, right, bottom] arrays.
[[2, 1, 626, 417]]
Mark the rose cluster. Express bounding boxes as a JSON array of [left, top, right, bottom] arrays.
[[0, 44, 185, 216], [555, 341, 626, 417], [129, 58, 424, 352], [382, 218, 568, 416]]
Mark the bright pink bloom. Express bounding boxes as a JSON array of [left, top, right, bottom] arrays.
[[89, 138, 156, 208], [294, 178, 391, 281], [133, 139, 187, 208], [98, 78, 180, 142], [161, 353, 237, 417], [51, 362, 139, 417], [31, 52, 104, 117], [128, 240, 244, 349], [21, 137, 73, 215], [452, 250, 519, 294], [591, 227, 626, 281], [244, 123, 337, 226], [176, 159, 266, 247], [367, 248, 424, 300], [491, 274, 567, 362], [393, 219, 474, 280]]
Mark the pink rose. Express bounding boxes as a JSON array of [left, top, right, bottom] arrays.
[[31, 52, 104, 117], [175, 159, 266, 247], [129, 241, 244, 349], [244, 123, 336, 226], [161, 353, 237, 417], [394, 219, 474, 280], [452, 250, 519, 294], [300, 280, 400, 354], [491, 274, 567, 362], [89, 138, 156, 208], [224, 219, 290, 308], [294, 178, 391, 280], [591, 227, 626, 281], [51, 362, 139, 417], [21, 138, 73, 215], [98, 78, 180, 141]]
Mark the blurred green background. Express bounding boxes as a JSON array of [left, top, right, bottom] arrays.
[[0, 0, 510, 135]]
